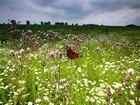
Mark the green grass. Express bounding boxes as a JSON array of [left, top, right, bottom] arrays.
[[0, 25, 140, 105]]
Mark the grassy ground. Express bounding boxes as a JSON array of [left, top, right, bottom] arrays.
[[0, 25, 140, 105]]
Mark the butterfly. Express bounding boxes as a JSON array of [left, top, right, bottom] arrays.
[[66, 46, 80, 59]]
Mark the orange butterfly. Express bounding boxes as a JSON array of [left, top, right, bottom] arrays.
[[66, 46, 79, 59]]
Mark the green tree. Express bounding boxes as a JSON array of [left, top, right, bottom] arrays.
[[11, 20, 16, 25], [26, 20, 30, 25], [41, 21, 44, 25]]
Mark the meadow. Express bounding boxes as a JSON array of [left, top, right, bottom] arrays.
[[0, 24, 140, 105]]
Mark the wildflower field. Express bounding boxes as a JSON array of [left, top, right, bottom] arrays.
[[0, 25, 140, 105]]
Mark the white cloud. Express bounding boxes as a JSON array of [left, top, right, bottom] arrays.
[[0, 0, 140, 25], [81, 7, 140, 25]]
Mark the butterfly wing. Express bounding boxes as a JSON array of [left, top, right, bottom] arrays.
[[72, 52, 79, 59], [67, 48, 73, 59], [67, 47, 79, 59]]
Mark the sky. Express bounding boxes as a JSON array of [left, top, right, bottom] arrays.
[[0, 0, 140, 26]]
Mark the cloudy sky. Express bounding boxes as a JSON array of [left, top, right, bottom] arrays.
[[0, 0, 140, 26]]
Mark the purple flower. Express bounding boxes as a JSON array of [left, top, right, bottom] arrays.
[[50, 51, 56, 58]]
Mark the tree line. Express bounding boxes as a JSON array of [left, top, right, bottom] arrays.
[[5, 19, 72, 26]]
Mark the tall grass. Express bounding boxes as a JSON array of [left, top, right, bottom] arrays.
[[0, 25, 140, 105]]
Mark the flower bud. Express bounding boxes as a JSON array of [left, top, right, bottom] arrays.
[[136, 76, 140, 90]]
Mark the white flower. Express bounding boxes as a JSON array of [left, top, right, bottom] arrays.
[[77, 67, 82, 72], [14, 51, 19, 56], [0, 101, 3, 104], [127, 68, 134, 75], [27, 47, 31, 52], [35, 98, 41, 103], [129, 100, 135, 105], [90, 98, 95, 102], [83, 78, 89, 87], [130, 91, 134, 95], [43, 96, 49, 101], [14, 92, 18, 96], [96, 100, 101, 104], [9, 50, 15, 56], [18, 80, 26, 84], [29, 53, 34, 60], [85, 96, 90, 102], [4, 85, 9, 89], [0, 78, 3, 82], [11, 78, 16, 80], [49, 102, 54, 105], [44, 68, 48, 73], [0, 86, 4, 89], [97, 90, 104, 97], [19, 49, 25, 55], [28, 102, 33, 105], [17, 88, 24, 93], [7, 60, 12, 66], [113, 83, 122, 89]]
